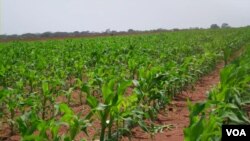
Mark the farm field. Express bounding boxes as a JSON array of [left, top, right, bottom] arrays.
[[0, 27, 250, 141], [184, 43, 250, 141]]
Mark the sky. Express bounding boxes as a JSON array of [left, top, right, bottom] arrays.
[[1, 0, 250, 35]]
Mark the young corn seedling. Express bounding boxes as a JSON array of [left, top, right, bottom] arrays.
[[86, 79, 132, 141]]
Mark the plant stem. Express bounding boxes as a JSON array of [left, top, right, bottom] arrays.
[[42, 96, 47, 120], [100, 123, 106, 141]]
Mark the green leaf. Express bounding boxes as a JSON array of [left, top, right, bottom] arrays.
[[42, 81, 49, 94], [86, 94, 98, 108], [59, 103, 73, 115], [118, 80, 132, 96], [81, 83, 90, 94]]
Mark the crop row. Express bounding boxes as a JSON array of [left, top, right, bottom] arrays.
[[184, 43, 250, 141], [0, 28, 250, 140]]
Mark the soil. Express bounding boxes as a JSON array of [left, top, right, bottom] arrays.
[[120, 61, 224, 141]]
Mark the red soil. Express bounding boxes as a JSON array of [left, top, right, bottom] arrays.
[[121, 62, 224, 141]]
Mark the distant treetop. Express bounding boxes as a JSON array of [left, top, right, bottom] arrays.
[[221, 23, 230, 28], [210, 24, 220, 29]]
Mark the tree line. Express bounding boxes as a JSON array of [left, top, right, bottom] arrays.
[[0, 23, 235, 41]]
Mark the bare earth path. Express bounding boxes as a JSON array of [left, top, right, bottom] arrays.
[[121, 62, 224, 141]]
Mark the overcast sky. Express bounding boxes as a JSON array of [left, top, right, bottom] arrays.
[[1, 0, 250, 35]]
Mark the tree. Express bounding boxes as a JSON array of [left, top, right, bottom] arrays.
[[210, 24, 220, 29], [221, 23, 230, 28], [128, 29, 134, 32], [41, 32, 53, 38]]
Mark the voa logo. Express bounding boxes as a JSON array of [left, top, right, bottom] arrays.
[[226, 129, 246, 136]]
